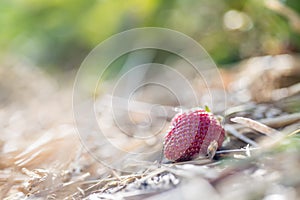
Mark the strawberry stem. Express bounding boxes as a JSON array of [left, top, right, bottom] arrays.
[[205, 105, 211, 113]]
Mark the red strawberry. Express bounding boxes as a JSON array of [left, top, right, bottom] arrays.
[[163, 109, 225, 162]]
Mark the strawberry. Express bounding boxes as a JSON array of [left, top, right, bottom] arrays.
[[163, 109, 225, 162]]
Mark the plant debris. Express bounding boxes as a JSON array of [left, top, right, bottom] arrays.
[[0, 55, 300, 200]]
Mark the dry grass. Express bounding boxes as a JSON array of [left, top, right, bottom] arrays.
[[0, 55, 300, 199]]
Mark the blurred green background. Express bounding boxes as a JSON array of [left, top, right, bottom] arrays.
[[1, 0, 300, 72]]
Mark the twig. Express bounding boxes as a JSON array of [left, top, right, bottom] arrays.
[[272, 83, 300, 101], [224, 124, 259, 147], [224, 103, 256, 116], [287, 128, 300, 137], [216, 147, 259, 155], [230, 117, 280, 136], [259, 112, 300, 128]]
